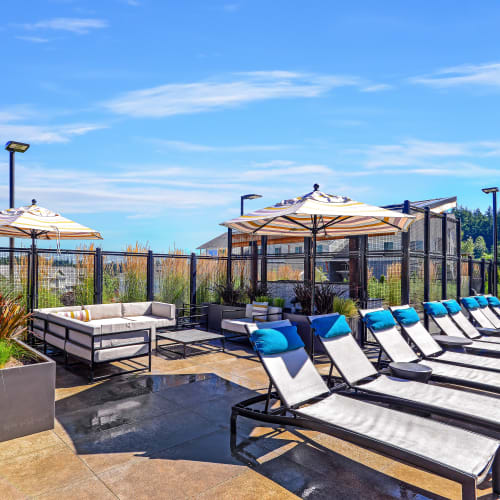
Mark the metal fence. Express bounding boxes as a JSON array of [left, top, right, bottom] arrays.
[[0, 205, 497, 313]]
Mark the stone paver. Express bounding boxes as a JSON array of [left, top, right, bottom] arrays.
[[0, 341, 492, 499]]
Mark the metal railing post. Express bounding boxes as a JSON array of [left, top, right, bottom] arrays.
[[401, 200, 410, 305], [147, 250, 154, 302], [226, 228, 232, 286], [423, 207, 430, 329], [441, 215, 448, 300], [260, 236, 267, 289], [190, 252, 197, 308], [304, 237, 311, 284], [250, 241, 258, 299], [94, 247, 103, 304], [456, 219, 461, 302], [468, 255, 473, 296]]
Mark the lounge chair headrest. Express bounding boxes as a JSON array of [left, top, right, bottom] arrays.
[[250, 325, 304, 355], [488, 296, 500, 307], [423, 302, 448, 317], [442, 299, 461, 315], [461, 297, 480, 311], [475, 296, 488, 308], [311, 314, 351, 338], [392, 307, 420, 326], [362, 310, 396, 331]]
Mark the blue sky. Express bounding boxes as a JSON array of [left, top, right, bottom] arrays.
[[1, 0, 500, 251]]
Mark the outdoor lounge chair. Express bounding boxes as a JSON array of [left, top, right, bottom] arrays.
[[312, 311, 500, 434], [390, 305, 500, 374], [231, 324, 500, 500], [462, 296, 500, 331], [486, 295, 500, 319], [424, 301, 500, 355], [362, 305, 500, 394], [442, 299, 500, 338]]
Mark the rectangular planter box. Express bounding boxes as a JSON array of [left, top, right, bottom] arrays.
[[204, 303, 245, 332], [0, 339, 55, 443]]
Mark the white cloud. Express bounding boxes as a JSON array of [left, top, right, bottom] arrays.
[[104, 71, 369, 118], [411, 62, 500, 88], [361, 83, 393, 92], [0, 122, 106, 144], [151, 139, 290, 152], [16, 35, 49, 43], [23, 18, 108, 34]]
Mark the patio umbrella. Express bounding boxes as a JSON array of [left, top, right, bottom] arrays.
[[0, 200, 102, 309], [221, 184, 415, 314]]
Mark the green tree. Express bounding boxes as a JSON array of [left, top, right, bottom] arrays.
[[461, 236, 474, 256], [474, 235, 487, 259]]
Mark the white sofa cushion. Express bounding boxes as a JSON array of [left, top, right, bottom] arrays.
[[69, 329, 150, 349], [65, 341, 149, 362], [84, 303, 123, 320], [125, 315, 175, 329], [35, 305, 83, 320], [122, 302, 152, 317]]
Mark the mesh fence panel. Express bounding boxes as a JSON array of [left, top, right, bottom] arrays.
[[267, 256, 303, 281], [37, 251, 94, 308], [461, 260, 470, 297], [153, 255, 190, 306], [232, 257, 252, 289], [367, 257, 402, 306], [102, 253, 147, 304], [0, 250, 30, 306], [368, 234, 402, 251], [447, 219, 458, 255], [409, 215, 425, 252], [446, 260, 457, 299], [471, 262, 482, 294], [430, 215, 443, 253], [196, 256, 226, 304], [409, 257, 425, 310], [429, 258, 442, 301]]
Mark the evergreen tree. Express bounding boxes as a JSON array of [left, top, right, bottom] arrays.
[[474, 236, 487, 259], [461, 236, 474, 256]]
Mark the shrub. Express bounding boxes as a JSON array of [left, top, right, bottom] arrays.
[[332, 296, 358, 318]]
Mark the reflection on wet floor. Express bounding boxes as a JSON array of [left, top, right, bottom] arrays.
[[0, 341, 491, 499]]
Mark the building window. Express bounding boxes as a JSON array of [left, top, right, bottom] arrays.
[[295, 246, 302, 254], [384, 242, 394, 251], [274, 247, 281, 255], [317, 244, 324, 253]]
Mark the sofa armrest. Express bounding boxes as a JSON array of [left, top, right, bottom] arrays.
[[151, 302, 175, 319]]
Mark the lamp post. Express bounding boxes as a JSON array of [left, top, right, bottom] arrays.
[[4, 141, 30, 284], [240, 193, 262, 216], [482, 187, 498, 296]]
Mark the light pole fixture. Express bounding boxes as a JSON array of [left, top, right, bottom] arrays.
[[5, 141, 30, 283], [482, 187, 499, 296], [240, 193, 262, 216]]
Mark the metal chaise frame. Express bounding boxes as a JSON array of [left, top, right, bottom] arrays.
[[231, 348, 500, 500]]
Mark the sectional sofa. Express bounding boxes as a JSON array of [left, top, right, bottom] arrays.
[[32, 302, 176, 381]]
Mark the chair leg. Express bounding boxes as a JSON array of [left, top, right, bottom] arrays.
[[264, 381, 273, 412], [327, 363, 334, 386], [461, 477, 476, 500], [492, 448, 500, 496], [230, 409, 238, 451]]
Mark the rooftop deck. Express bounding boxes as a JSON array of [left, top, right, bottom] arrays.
[[0, 342, 494, 499]]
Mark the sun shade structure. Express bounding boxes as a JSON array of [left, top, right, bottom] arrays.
[[221, 184, 414, 315], [0, 200, 102, 310]]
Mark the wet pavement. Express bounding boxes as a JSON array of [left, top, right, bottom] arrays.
[[0, 341, 496, 499]]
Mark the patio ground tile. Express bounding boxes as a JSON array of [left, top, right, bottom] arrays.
[[0, 430, 64, 463], [195, 469, 299, 499], [0, 476, 28, 500], [0, 445, 93, 496], [33, 476, 117, 500]]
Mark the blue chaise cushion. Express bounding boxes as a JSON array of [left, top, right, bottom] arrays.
[[250, 325, 304, 355], [475, 296, 489, 308], [423, 302, 448, 317], [363, 310, 396, 331], [392, 307, 420, 326], [312, 314, 351, 338], [461, 297, 480, 311], [488, 296, 500, 307], [442, 299, 462, 315]]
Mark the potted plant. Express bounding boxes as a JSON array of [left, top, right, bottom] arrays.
[[205, 281, 248, 331], [0, 294, 55, 442]]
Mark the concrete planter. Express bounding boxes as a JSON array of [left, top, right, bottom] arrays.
[[0, 339, 55, 442], [204, 303, 245, 332]]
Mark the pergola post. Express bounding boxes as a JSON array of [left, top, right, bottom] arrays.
[[226, 228, 232, 286], [423, 207, 431, 329], [94, 247, 103, 304], [260, 236, 267, 289], [401, 200, 411, 305], [456, 218, 462, 302], [442, 215, 448, 300]]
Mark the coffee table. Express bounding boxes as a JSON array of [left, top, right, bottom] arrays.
[[389, 362, 432, 383], [156, 328, 225, 358], [432, 335, 472, 350]]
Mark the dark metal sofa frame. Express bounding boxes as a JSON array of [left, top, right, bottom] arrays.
[[32, 316, 152, 382], [231, 350, 500, 500]]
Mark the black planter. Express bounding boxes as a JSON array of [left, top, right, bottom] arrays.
[[204, 303, 246, 332], [0, 339, 55, 442]]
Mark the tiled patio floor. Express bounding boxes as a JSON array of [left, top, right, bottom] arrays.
[[0, 341, 496, 499]]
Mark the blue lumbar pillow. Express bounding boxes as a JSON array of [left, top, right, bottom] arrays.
[[312, 314, 351, 338], [423, 302, 448, 317], [392, 307, 420, 326], [363, 310, 396, 331], [461, 297, 480, 311], [475, 295, 489, 308], [442, 299, 462, 315], [250, 325, 304, 355], [488, 296, 500, 307]]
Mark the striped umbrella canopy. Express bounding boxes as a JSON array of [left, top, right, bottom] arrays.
[[222, 185, 414, 237], [0, 200, 102, 240], [221, 185, 415, 320]]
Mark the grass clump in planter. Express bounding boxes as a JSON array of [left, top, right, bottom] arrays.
[[0, 293, 35, 369]]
